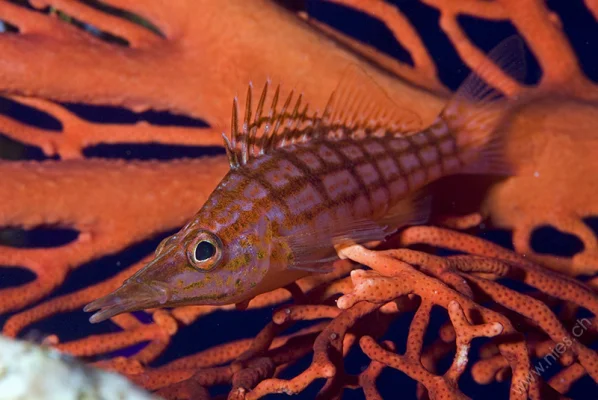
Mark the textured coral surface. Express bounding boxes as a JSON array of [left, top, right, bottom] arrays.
[[0, 1, 597, 399]]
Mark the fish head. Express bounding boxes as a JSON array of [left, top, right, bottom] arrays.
[[84, 178, 291, 323]]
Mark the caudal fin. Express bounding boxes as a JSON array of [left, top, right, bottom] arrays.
[[440, 36, 526, 175]]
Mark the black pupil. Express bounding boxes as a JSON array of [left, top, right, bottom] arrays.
[[195, 241, 216, 261]]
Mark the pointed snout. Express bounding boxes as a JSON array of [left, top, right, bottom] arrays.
[[84, 249, 183, 323], [84, 276, 172, 323]]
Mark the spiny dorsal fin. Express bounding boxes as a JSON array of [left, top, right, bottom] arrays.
[[223, 67, 423, 169], [223, 81, 318, 169]]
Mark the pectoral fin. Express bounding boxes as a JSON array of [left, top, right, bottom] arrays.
[[286, 191, 431, 272], [377, 191, 431, 230]]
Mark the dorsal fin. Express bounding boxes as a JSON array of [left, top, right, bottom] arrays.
[[326, 64, 422, 135], [223, 66, 423, 169]]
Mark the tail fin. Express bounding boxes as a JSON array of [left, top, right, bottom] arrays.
[[440, 36, 526, 175]]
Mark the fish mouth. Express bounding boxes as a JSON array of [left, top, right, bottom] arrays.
[[84, 279, 172, 323]]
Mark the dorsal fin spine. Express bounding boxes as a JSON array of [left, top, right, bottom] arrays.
[[254, 81, 268, 126], [231, 96, 239, 150], [222, 133, 237, 168], [290, 94, 302, 127], [278, 91, 294, 146], [249, 82, 267, 159], [282, 94, 300, 146], [269, 85, 280, 120], [244, 82, 252, 130], [274, 89, 294, 146], [298, 103, 311, 143], [287, 93, 301, 143], [241, 83, 253, 165], [229, 97, 240, 168], [266, 86, 280, 152]]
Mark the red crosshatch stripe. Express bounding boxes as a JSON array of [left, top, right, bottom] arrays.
[[213, 121, 465, 240]]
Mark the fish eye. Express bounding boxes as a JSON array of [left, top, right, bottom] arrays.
[[187, 230, 223, 271], [194, 241, 215, 261]]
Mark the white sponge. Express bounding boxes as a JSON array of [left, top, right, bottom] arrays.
[[0, 335, 160, 400]]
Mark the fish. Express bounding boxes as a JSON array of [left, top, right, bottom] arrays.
[[84, 37, 525, 323]]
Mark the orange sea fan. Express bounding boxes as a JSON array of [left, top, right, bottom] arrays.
[[0, 0, 597, 399]]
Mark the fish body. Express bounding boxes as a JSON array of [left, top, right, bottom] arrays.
[[85, 38, 525, 323], [184, 127, 454, 298]]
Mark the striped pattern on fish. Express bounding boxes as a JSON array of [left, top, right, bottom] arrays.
[[201, 125, 457, 240], [84, 37, 525, 323]]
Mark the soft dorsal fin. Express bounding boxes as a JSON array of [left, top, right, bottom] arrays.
[[325, 64, 422, 135], [223, 66, 423, 169]]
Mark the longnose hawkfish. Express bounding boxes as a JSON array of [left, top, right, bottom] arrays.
[[85, 37, 524, 323]]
